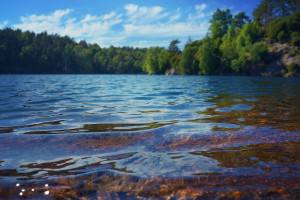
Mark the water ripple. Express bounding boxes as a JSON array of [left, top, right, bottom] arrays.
[[0, 75, 299, 199]]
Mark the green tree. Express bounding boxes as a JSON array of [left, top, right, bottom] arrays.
[[158, 48, 169, 73], [211, 21, 225, 39], [249, 42, 268, 70], [291, 31, 300, 46], [253, 0, 300, 27], [168, 39, 181, 70], [78, 48, 93, 73], [253, 0, 275, 27], [142, 47, 163, 74], [209, 9, 233, 39], [63, 43, 78, 73], [168, 39, 180, 52], [233, 12, 250, 28], [274, 0, 290, 17], [220, 26, 238, 72], [0, 44, 6, 72], [267, 12, 300, 42], [198, 37, 219, 75], [0, 28, 147, 74], [267, 18, 287, 41], [179, 45, 194, 74]]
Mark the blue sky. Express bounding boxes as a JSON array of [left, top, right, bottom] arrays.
[[0, 0, 261, 48]]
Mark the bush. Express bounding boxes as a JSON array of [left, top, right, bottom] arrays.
[[277, 30, 286, 43], [287, 62, 298, 73], [291, 32, 300, 46], [268, 19, 287, 41], [288, 47, 300, 56], [267, 13, 300, 43], [250, 42, 268, 69], [287, 12, 300, 33]]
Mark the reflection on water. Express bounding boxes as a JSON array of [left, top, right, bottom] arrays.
[[200, 94, 300, 132], [0, 75, 299, 199]]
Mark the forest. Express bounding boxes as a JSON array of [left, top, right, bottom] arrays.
[[0, 0, 299, 75]]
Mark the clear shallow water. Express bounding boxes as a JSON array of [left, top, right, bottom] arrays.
[[0, 75, 299, 199]]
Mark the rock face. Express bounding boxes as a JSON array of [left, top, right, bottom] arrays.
[[262, 43, 300, 77]]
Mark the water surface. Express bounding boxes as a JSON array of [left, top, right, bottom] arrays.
[[0, 75, 299, 199]]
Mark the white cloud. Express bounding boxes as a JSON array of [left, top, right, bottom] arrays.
[[123, 4, 209, 45], [123, 22, 209, 38], [13, 9, 122, 46], [168, 14, 181, 22], [80, 11, 117, 23], [102, 11, 117, 20], [124, 4, 168, 24], [168, 7, 181, 22], [129, 40, 171, 48], [11, 4, 211, 48], [196, 3, 207, 12], [188, 3, 208, 21], [0, 21, 8, 29], [90, 36, 127, 47], [21, 9, 72, 24], [80, 14, 100, 23], [15, 9, 72, 34]]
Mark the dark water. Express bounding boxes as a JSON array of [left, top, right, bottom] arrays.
[[0, 75, 299, 199]]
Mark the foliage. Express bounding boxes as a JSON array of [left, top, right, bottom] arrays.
[[249, 42, 268, 70], [253, 0, 300, 27], [253, 0, 274, 27], [211, 21, 226, 39], [0, 0, 298, 76], [179, 45, 194, 74], [168, 39, 181, 52], [167, 39, 181, 71], [198, 37, 219, 75], [291, 32, 300, 46], [219, 22, 267, 73], [0, 28, 146, 74], [287, 62, 298, 73], [142, 47, 169, 74], [220, 26, 238, 72], [277, 30, 286, 42], [209, 9, 232, 39], [158, 48, 170, 73], [233, 12, 251, 28], [267, 12, 300, 43], [267, 19, 287, 41]]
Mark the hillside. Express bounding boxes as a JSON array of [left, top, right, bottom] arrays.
[[262, 42, 300, 77]]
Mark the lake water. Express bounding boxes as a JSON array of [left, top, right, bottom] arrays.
[[0, 75, 299, 199]]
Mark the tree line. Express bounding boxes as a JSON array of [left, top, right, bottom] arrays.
[[0, 0, 299, 75], [143, 0, 300, 75], [0, 29, 147, 74]]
